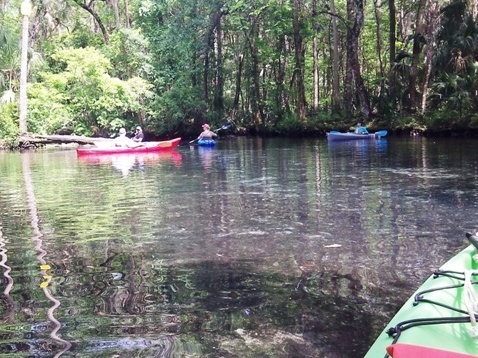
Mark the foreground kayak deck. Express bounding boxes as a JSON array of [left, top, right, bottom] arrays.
[[365, 233, 478, 357], [77, 137, 181, 155], [326, 132, 386, 141]]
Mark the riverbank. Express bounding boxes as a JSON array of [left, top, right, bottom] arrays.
[[2, 122, 478, 151]]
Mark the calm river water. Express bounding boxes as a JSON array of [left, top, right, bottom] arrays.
[[0, 136, 477, 357]]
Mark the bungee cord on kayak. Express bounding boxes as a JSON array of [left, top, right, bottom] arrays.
[[386, 270, 478, 342], [367, 232, 478, 358], [464, 270, 478, 336], [381, 259, 478, 356]]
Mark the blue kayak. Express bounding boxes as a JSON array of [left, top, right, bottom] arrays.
[[197, 139, 216, 147], [327, 130, 387, 141]]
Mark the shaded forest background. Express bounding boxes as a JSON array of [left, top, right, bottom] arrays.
[[2, 0, 478, 145]]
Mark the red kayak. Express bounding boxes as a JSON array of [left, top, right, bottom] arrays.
[[76, 137, 181, 156]]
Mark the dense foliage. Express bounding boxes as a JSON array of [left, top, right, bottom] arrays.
[[2, 0, 478, 141]]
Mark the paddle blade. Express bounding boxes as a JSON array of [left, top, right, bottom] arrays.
[[375, 130, 388, 137], [216, 122, 234, 132]]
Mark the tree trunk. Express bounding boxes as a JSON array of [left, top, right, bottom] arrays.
[[19, 1, 31, 134], [244, 13, 264, 130], [232, 54, 243, 120], [312, 0, 319, 112], [110, 0, 121, 28], [292, 0, 307, 121], [330, 0, 341, 113], [420, 0, 439, 115], [124, 0, 130, 27], [203, 50, 209, 103], [72, 0, 109, 43], [276, 35, 290, 115], [312, 36, 319, 112], [204, 8, 224, 112], [407, 0, 425, 112], [346, 0, 370, 118], [212, 10, 224, 115], [251, 40, 262, 129], [19, 134, 114, 146], [373, 0, 385, 79], [388, 0, 396, 105], [344, 48, 354, 116]]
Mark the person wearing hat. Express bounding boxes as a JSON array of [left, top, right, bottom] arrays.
[[113, 127, 141, 148], [132, 126, 144, 142], [196, 123, 218, 141]]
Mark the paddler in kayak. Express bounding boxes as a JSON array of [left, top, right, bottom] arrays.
[[132, 126, 144, 142], [114, 128, 142, 148], [197, 124, 218, 141], [354, 122, 369, 134]]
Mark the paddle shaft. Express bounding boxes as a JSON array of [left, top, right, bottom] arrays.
[[466, 232, 478, 250]]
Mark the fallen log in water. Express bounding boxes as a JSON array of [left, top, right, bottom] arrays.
[[18, 134, 113, 148]]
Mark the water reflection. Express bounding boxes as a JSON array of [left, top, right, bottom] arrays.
[[77, 150, 183, 176], [111, 154, 136, 176], [1, 138, 478, 357], [0, 223, 14, 324], [85, 335, 197, 356], [197, 146, 215, 170], [21, 153, 72, 357], [327, 138, 388, 156]]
